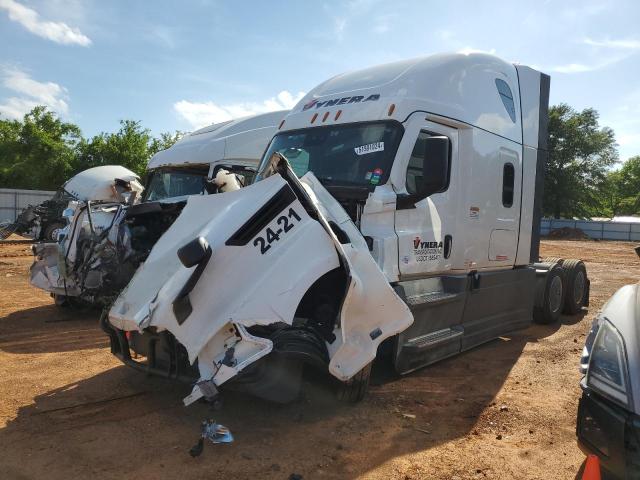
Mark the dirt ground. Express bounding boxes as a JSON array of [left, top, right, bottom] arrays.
[[0, 238, 638, 480]]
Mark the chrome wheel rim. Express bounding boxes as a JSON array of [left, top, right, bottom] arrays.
[[549, 276, 563, 314]]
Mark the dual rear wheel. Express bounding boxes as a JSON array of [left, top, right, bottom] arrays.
[[534, 258, 588, 324]]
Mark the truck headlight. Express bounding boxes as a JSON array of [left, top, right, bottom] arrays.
[[586, 319, 631, 407]]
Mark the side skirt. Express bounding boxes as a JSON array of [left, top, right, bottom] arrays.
[[393, 267, 536, 375]]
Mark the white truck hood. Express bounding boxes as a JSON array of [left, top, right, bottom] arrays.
[[63, 165, 144, 202], [109, 160, 412, 390]]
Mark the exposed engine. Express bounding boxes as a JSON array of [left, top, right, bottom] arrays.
[[30, 167, 249, 307], [32, 200, 185, 306]]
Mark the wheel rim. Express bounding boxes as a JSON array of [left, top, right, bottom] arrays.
[[549, 276, 563, 314], [50, 227, 62, 241], [573, 271, 585, 304]]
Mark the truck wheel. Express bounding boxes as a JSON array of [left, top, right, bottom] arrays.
[[543, 257, 564, 265], [561, 259, 587, 314], [53, 293, 70, 307], [337, 362, 372, 403], [533, 263, 565, 324], [44, 222, 64, 242]]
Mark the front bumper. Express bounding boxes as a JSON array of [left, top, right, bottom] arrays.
[[577, 386, 640, 479], [100, 311, 198, 383]]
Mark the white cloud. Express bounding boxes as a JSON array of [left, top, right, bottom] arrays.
[[372, 13, 397, 34], [549, 37, 640, 74], [174, 90, 305, 130], [0, 67, 69, 119], [333, 17, 347, 41], [0, 0, 91, 46], [457, 47, 497, 55], [584, 37, 640, 50]]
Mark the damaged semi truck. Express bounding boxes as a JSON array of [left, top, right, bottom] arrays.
[[103, 53, 589, 405], [30, 111, 287, 307]]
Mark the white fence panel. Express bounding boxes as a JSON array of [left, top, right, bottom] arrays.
[[0, 188, 55, 223], [543, 218, 640, 241]]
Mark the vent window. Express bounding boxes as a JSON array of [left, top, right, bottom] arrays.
[[495, 79, 516, 123]]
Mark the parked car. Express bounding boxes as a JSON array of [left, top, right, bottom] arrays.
[[577, 247, 640, 479]]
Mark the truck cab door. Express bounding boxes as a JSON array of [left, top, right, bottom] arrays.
[[392, 118, 460, 278]]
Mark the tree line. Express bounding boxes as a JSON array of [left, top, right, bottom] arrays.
[[0, 105, 638, 219], [0, 106, 182, 192]]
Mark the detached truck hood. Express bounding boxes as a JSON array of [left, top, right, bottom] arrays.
[[109, 160, 412, 397]]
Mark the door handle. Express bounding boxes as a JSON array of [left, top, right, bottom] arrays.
[[444, 235, 452, 259]]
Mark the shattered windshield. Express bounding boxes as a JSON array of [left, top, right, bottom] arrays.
[[258, 121, 403, 189], [143, 165, 209, 202]]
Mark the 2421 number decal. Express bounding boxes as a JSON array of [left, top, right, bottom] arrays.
[[253, 208, 301, 254]]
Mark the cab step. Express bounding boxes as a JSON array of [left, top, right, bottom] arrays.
[[404, 291, 461, 307], [405, 326, 464, 350]]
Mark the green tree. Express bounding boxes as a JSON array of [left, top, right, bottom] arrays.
[[545, 104, 618, 218], [75, 121, 183, 177], [0, 107, 82, 190], [609, 156, 640, 215]]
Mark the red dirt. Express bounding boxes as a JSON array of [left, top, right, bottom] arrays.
[[0, 239, 637, 479]]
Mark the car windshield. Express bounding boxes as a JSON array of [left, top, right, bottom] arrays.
[[143, 165, 209, 202], [258, 121, 403, 189]]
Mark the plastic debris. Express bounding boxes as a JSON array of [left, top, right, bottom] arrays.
[[189, 420, 234, 457]]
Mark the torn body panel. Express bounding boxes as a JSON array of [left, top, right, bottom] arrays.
[[108, 160, 413, 393]]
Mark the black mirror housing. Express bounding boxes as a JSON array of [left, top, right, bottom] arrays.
[[421, 136, 450, 198], [178, 237, 210, 268]]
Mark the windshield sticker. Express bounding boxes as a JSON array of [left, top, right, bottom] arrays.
[[365, 171, 372, 180], [355, 142, 384, 156], [370, 168, 383, 185]]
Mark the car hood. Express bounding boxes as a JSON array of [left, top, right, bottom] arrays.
[[599, 283, 640, 414]]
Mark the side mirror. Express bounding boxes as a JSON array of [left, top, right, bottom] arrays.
[[178, 237, 210, 268], [420, 136, 450, 198]]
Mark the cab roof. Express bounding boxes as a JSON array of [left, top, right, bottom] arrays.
[[147, 110, 288, 170], [279, 53, 540, 145]]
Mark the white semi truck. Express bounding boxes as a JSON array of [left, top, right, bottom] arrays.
[[103, 53, 589, 404], [30, 110, 287, 307]]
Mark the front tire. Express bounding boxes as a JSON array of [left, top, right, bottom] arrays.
[[337, 362, 372, 403]]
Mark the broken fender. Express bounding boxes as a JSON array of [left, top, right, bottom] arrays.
[[109, 167, 413, 389]]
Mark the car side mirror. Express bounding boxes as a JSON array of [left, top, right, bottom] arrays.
[[420, 136, 450, 198]]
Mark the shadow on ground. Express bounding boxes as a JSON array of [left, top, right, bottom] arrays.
[[0, 308, 588, 480], [0, 304, 106, 354]]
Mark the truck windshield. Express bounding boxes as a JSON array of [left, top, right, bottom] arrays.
[[259, 121, 403, 189], [143, 165, 209, 202]]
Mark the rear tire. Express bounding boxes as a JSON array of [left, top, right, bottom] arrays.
[[561, 259, 587, 314], [533, 263, 565, 324], [543, 257, 564, 265], [337, 362, 372, 403]]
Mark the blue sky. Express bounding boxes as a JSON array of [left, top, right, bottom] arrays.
[[0, 0, 639, 161]]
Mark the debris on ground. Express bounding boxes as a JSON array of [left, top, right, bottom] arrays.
[[546, 227, 590, 240], [189, 420, 233, 457]]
